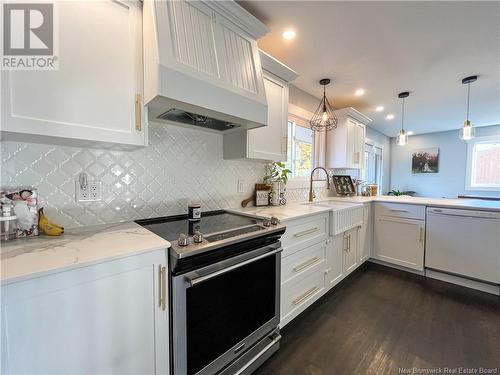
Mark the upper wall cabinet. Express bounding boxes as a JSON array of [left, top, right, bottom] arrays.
[[1, 0, 146, 149], [223, 51, 298, 161], [325, 108, 372, 169]]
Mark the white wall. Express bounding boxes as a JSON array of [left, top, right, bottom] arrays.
[[390, 124, 500, 198]]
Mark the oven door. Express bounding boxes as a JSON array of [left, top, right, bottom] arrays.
[[172, 242, 281, 375]]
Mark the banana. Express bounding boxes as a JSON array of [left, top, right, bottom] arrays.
[[38, 208, 64, 236]]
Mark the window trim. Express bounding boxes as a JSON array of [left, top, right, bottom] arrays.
[[363, 138, 384, 193], [286, 120, 315, 180], [286, 104, 326, 186], [465, 135, 500, 191]]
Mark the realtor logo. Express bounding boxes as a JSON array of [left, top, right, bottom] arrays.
[[2, 2, 58, 70]]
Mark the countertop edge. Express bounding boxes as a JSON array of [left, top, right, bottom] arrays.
[[1, 221, 171, 285]]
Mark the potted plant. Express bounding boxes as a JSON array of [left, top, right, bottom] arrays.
[[388, 189, 416, 197], [263, 162, 291, 206]]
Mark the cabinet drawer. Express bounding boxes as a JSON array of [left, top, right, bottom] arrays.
[[281, 214, 328, 257], [375, 202, 425, 220], [281, 270, 325, 325], [281, 242, 326, 285]]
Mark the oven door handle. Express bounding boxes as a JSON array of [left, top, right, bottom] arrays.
[[187, 248, 281, 287]]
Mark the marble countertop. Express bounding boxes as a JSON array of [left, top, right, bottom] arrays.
[[1, 222, 170, 285], [229, 201, 362, 222], [230, 195, 500, 222], [324, 195, 500, 211]]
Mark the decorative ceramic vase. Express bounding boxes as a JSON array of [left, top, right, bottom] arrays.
[[270, 181, 287, 206], [269, 181, 280, 206]]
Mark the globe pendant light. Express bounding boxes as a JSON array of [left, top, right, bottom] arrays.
[[396, 91, 410, 146], [459, 75, 477, 141], [310, 78, 338, 131]]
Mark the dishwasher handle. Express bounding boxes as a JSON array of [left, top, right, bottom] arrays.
[[427, 207, 500, 219]]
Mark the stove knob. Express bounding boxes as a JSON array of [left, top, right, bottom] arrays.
[[262, 219, 271, 227], [270, 217, 280, 225], [177, 233, 189, 247], [193, 231, 203, 243]]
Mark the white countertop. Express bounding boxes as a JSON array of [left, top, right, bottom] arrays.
[[229, 201, 362, 222], [0, 222, 170, 285], [323, 195, 500, 211], [230, 195, 500, 222]]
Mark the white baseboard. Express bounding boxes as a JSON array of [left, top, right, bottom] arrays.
[[425, 269, 500, 296], [368, 259, 500, 296], [367, 259, 425, 276]]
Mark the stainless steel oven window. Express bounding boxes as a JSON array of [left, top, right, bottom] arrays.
[[171, 243, 281, 375]]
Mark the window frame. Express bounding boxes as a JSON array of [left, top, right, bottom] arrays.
[[286, 120, 315, 181], [363, 138, 384, 194], [465, 135, 500, 191]]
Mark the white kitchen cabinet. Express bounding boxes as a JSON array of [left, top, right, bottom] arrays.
[[1, 0, 146, 149], [358, 204, 372, 263], [223, 51, 297, 161], [279, 212, 329, 327], [343, 227, 359, 275], [373, 204, 425, 271], [1, 249, 169, 375], [325, 234, 344, 289], [325, 107, 371, 169]]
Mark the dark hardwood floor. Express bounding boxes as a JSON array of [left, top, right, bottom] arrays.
[[255, 263, 500, 375]]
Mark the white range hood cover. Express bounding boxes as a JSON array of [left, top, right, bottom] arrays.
[[143, 0, 270, 132]]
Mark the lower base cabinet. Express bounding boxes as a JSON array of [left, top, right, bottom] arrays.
[[281, 208, 372, 327], [1, 250, 169, 375]]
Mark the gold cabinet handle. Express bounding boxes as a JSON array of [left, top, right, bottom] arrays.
[[419, 227, 424, 243], [294, 227, 319, 238], [292, 286, 319, 306], [159, 266, 166, 311], [293, 256, 321, 273], [135, 93, 142, 131]]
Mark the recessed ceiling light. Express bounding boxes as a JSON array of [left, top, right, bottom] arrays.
[[375, 106, 384, 112], [282, 29, 296, 40], [386, 114, 395, 120], [407, 131, 414, 135], [355, 89, 365, 96]]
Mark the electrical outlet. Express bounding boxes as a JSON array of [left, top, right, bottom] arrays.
[[237, 179, 245, 193], [76, 180, 103, 202]]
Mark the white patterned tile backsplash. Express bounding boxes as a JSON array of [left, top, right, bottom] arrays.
[[1, 125, 319, 228]]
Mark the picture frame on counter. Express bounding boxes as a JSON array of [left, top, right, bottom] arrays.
[[255, 184, 271, 206]]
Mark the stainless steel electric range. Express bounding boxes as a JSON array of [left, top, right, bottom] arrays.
[[136, 210, 285, 375]]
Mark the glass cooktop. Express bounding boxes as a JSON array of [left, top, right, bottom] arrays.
[[136, 210, 260, 241]]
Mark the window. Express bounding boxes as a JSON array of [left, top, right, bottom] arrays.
[[361, 141, 383, 193], [286, 120, 315, 178], [466, 136, 500, 190]]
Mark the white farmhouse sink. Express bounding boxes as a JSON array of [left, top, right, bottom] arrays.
[[302, 200, 364, 235]]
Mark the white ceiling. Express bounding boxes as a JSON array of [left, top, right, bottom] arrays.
[[239, 1, 500, 137]]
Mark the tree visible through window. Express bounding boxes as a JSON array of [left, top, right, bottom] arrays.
[[286, 121, 314, 178], [467, 137, 500, 190]]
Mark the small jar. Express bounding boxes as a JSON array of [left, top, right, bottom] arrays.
[[188, 200, 201, 221], [1, 204, 18, 241]]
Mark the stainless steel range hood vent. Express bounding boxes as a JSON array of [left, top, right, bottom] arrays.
[[143, 0, 270, 133], [157, 109, 240, 131]]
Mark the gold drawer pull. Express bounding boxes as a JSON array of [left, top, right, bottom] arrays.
[[135, 93, 142, 131], [292, 286, 319, 306], [293, 257, 321, 273], [294, 227, 319, 238], [159, 266, 166, 311]]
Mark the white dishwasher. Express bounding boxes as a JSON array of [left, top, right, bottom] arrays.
[[425, 207, 500, 284]]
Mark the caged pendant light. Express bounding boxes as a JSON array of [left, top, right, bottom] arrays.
[[459, 75, 477, 141], [396, 91, 410, 146], [310, 79, 338, 132]]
